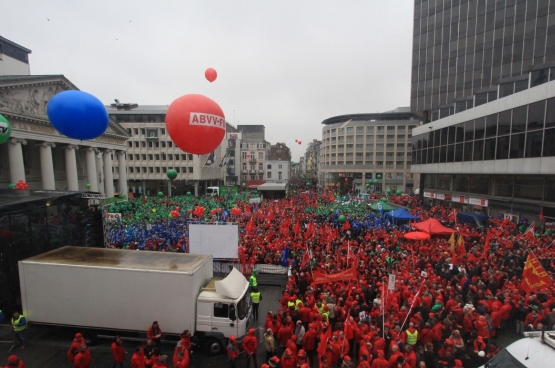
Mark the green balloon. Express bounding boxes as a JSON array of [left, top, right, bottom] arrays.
[[365, 183, 370, 188], [85, 183, 91, 189], [372, 179, 378, 184], [168, 213, 174, 219], [8, 183, 15, 189], [292, 162, 296, 167], [386, 189, 392, 195], [157, 192, 164, 198], [167, 169, 177, 180], [338, 215, 346, 223], [306, 182, 311, 186], [380, 197, 387, 202], [186, 192, 192, 196], [396, 190, 402, 195], [0, 114, 12, 145]]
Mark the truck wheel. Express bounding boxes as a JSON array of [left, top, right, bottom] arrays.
[[83, 330, 98, 346], [203, 338, 223, 356]]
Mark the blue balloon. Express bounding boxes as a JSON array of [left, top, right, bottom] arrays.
[[47, 90, 109, 140]]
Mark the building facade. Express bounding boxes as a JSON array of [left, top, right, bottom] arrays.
[[411, 0, 555, 123], [305, 139, 321, 187], [266, 142, 291, 184], [0, 36, 31, 76], [410, 0, 555, 225], [107, 103, 231, 197], [319, 108, 420, 194], [237, 125, 267, 187]]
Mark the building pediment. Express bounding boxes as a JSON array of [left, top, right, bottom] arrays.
[[0, 75, 130, 139]]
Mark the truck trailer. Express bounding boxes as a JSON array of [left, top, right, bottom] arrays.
[[18, 246, 252, 355]]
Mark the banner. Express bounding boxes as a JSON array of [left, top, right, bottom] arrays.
[[520, 252, 553, 292], [105, 213, 122, 222], [312, 267, 358, 285], [388, 273, 396, 290]]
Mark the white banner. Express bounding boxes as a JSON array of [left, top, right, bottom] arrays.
[[388, 273, 396, 290], [423, 191, 435, 198], [105, 213, 122, 222], [469, 197, 488, 207]]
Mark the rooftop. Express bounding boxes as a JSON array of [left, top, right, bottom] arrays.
[[23, 246, 212, 273], [321, 107, 418, 125], [0, 35, 32, 53]]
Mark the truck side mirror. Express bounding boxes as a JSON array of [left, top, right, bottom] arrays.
[[229, 304, 236, 321]]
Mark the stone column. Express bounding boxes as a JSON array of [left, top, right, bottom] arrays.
[[194, 180, 199, 197], [117, 151, 128, 197], [103, 149, 114, 198], [64, 145, 79, 191], [38, 142, 56, 190], [85, 148, 98, 192], [97, 151, 105, 194], [8, 139, 27, 183]]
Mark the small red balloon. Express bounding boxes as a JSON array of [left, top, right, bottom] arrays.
[[166, 94, 226, 155], [205, 68, 217, 82], [298, 141, 302, 145], [295, 139, 298, 142], [344, 178, 349, 182]]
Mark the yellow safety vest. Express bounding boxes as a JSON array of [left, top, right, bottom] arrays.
[[317, 305, 324, 315], [287, 300, 296, 308], [295, 299, 303, 311], [251, 291, 261, 304], [249, 275, 258, 287], [12, 315, 26, 332], [406, 329, 418, 345]]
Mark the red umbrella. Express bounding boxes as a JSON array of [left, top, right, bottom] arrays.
[[404, 232, 431, 241]]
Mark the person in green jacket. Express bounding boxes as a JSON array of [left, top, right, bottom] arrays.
[[249, 269, 258, 290]]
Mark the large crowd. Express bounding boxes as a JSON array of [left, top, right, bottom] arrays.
[[102, 190, 555, 368]]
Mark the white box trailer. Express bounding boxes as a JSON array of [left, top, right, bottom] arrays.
[[18, 246, 252, 355]]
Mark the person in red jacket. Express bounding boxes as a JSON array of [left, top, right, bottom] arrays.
[[303, 326, 318, 364], [286, 335, 298, 356], [278, 323, 294, 350], [74, 344, 92, 368], [131, 346, 146, 368], [297, 349, 310, 367], [370, 350, 388, 368], [175, 351, 190, 368], [281, 348, 297, 368], [147, 321, 162, 346], [180, 330, 192, 350], [227, 335, 239, 368], [4, 355, 26, 368], [68, 333, 86, 363], [388, 345, 403, 368], [111, 336, 126, 368], [243, 328, 258, 368], [358, 354, 371, 368], [152, 355, 169, 368], [403, 345, 417, 368]]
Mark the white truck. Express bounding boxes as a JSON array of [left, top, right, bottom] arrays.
[[18, 246, 252, 355]]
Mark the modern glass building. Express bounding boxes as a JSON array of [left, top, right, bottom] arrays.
[[410, 1, 555, 226], [319, 108, 420, 194]]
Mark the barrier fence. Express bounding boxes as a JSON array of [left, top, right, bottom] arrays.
[[213, 261, 288, 275]]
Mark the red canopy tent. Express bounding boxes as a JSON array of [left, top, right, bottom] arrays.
[[413, 218, 457, 235], [404, 232, 431, 241]]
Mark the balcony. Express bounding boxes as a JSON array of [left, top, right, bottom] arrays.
[[242, 169, 248, 173]]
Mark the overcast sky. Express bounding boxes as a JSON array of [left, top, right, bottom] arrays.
[[2, 0, 414, 161]]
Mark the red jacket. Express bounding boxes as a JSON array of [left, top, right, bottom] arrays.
[[243, 334, 258, 355], [302, 328, 318, 350], [404, 351, 417, 368], [74, 349, 92, 368], [277, 325, 293, 346], [131, 351, 146, 368], [281, 355, 296, 368], [176, 351, 190, 368], [112, 342, 126, 363], [68, 339, 84, 362], [431, 323, 443, 342], [370, 358, 389, 368], [147, 326, 162, 340]]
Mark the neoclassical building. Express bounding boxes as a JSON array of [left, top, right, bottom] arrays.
[[0, 75, 130, 196]]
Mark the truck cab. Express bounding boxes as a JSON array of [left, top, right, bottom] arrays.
[[206, 187, 219, 196], [196, 268, 252, 355]]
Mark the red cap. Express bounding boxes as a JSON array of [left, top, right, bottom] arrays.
[[7, 356, 18, 364], [248, 328, 255, 335], [262, 365, 270, 368], [270, 356, 280, 363], [286, 348, 292, 355], [377, 350, 384, 356], [299, 349, 306, 355], [75, 333, 83, 338], [455, 359, 463, 367], [343, 356, 351, 361], [229, 335, 236, 341]]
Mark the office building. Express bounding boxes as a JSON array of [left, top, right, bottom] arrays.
[[319, 108, 420, 193], [304, 139, 321, 187], [411, 0, 555, 225], [266, 142, 291, 184]]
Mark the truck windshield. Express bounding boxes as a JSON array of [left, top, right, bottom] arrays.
[[237, 290, 251, 320]]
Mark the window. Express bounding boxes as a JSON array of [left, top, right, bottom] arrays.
[[528, 100, 546, 130], [525, 130, 543, 157], [141, 128, 145, 135], [267, 172, 272, 179], [512, 106, 528, 133], [242, 164, 247, 171], [156, 167, 160, 173], [241, 143, 248, 148], [141, 154, 146, 160], [135, 154, 139, 160], [154, 154, 159, 160], [128, 154, 133, 160], [258, 143, 265, 149], [129, 167, 134, 173], [133, 128, 138, 134], [148, 141, 153, 147], [161, 128, 165, 135], [250, 143, 256, 149], [142, 167, 147, 173], [168, 142, 173, 147], [258, 152, 264, 160], [127, 142, 132, 147], [258, 164, 263, 171], [278, 172, 282, 180], [188, 167, 193, 173], [278, 164, 282, 169], [214, 303, 229, 319], [242, 152, 247, 159], [161, 154, 166, 160], [168, 154, 173, 160], [267, 164, 272, 169], [514, 176, 544, 200], [175, 167, 180, 173], [181, 154, 187, 160], [155, 142, 159, 148], [148, 154, 153, 160], [161, 141, 166, 148]]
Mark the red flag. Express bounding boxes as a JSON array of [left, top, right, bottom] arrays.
[[342, 220, 351, 230], [457, 234, 466, 257], [519, 223, 536, 240], [451, 248, 458, 266], [482, 235, 490, 257], [301, 249, 311, 269], [293, 219, 301, 236], [317, 326, 332, 355], [539, 209, 545, 223], [519, 252, 553, 292]]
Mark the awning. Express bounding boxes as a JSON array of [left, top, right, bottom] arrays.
[[257, 183, 287, 191]]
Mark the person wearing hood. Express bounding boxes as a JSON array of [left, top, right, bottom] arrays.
[[74, 344, 92, 368], [111, 336, 126, 368], [68, 332, 86, 363], [3, 355, 26, 368], [243, 328, 258, 368], [131, 346, 145, 368], [264, 329, 277, 363], [281, 348, 296, 368], [152, 355, 169, 368]]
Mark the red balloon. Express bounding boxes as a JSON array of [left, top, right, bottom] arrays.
[[205, 68, 217, 82], [298, 141, 302, 145], [166, 94, 226, 155], [295, 139, 298, 142], [344, 178, 349, 182]]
